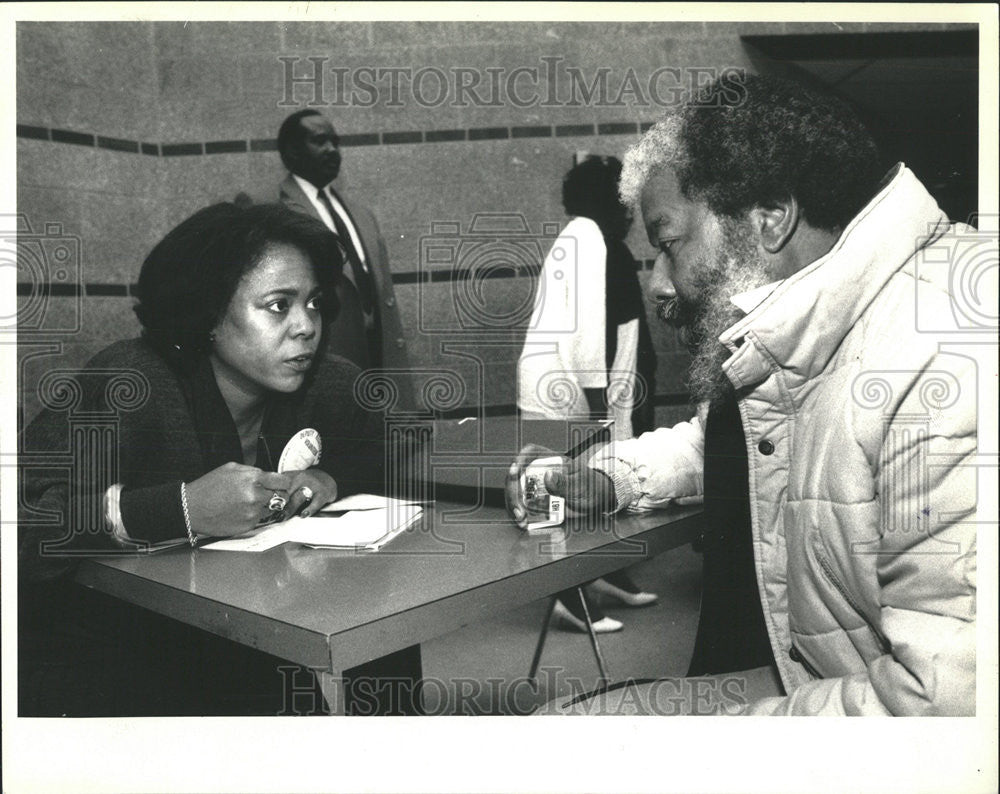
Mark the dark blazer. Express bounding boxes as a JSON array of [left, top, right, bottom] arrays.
[[19, 338, 387, 581], [279, 175, 412, 387]]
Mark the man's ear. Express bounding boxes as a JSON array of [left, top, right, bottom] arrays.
[[749, 196, 799, 254]]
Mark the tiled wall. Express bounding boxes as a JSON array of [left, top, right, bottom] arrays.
[[16, 19, 961, 424]]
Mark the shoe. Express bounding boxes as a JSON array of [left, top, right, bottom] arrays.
[[590, 572, 658, 607], [552, 596, 623, 634]]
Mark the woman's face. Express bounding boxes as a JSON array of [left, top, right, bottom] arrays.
[[209, 242, 323, 403]]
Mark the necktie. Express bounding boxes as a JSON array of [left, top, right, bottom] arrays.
[[316, 187, 375, 314]]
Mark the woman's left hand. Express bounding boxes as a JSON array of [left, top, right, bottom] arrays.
[[283, 468, 338, 518]]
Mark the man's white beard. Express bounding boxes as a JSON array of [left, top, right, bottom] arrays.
[[660, 220, 772, 407]]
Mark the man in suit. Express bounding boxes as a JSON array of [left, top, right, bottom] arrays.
[[278, 109, 409, 381]]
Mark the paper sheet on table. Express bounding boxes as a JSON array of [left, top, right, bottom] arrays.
[[287, 505, 423, 550], [318, 493, 427, 512], [200, 523, 294, 552], [200, 502, 424, 552]]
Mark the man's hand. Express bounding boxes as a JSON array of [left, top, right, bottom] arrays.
[[505, 443, 617, 530]]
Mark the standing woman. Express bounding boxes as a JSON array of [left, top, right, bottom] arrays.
[[18, 203, 392, 715], [518, 156, 659, 633]]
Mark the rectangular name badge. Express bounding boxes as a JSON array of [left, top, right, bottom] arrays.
[[521, 456, 565, 534]]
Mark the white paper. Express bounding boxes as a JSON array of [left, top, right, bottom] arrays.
[[200, 524, 294, 553], [200, 504, 423, 552], [318, 493, 427, 512], [287, 505, 423, 550]]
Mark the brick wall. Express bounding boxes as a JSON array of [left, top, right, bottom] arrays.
[[15, 20, 968, 424]]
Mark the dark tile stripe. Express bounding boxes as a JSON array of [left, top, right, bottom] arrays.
[[395, 266, 543, 284], [392, 271, 431, 285], [97, 136, 140, 153], [468, 126, 509, 141], [205, 139, 248, 154], [554, 123, 596, 137], [597, 122, 639, 135], [511, 125, 552, 138], [340, 133, 380, 147], [51, 128, 95, 146], [425, 129, 466, 143], [18, 265, 543, 299], [85, 283, 130, 296], [23, 120, 647, 155], [17, 282, 81, 297], [16, 124, 49, 140], [161, 142, 204, 156], [382, 130, 423, 145]]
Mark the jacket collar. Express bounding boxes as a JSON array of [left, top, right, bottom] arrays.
[[720, 165, 950, 390]]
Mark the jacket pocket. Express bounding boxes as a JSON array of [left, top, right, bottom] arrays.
[[788, 644, 822, 679], [817, 554, 890, 654]]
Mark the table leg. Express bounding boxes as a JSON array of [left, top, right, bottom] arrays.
[[317, 671, 347, 716], [576, 586, 611, 684], [529, 597, 558, 681], [340, 644, 425, 716]]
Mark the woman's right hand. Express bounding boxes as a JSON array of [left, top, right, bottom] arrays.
[[183, 462, 293, 538]]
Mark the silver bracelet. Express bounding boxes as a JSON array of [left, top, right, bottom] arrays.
[[180, 481, 196, 547]]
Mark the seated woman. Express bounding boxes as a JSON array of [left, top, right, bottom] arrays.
[[18, 203, 393, 716]]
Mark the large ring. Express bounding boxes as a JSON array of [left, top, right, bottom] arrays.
[[299, 486, 315, 503], [268, 492, 287, 512]]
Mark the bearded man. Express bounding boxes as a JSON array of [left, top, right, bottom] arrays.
[[509, 73, 985, 715]]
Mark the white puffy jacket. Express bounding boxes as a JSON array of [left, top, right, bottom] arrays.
[[593, 166, 986, 715]]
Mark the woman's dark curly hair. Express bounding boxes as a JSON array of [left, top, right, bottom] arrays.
[[620, 73, 882, 232], [134, 202, 342, 368], [562, 156, 630, 240]]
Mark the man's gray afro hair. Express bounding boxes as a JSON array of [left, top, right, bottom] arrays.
[[618, 114, 686, 210]]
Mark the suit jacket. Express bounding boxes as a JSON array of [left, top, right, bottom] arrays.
[[280, 175, 412, 395]]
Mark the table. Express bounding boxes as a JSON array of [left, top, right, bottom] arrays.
[[75, 501, 703, 714]]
